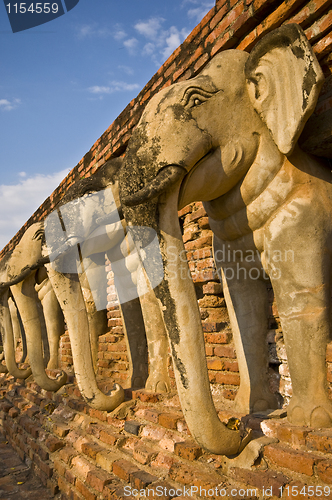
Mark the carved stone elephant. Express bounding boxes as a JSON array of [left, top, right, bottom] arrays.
[[0, 223, 66, 389], [41, 159, 171, 411], [120, 24, 331, 455]]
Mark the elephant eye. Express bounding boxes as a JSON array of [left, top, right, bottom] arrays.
[[182, 86, 217, 109], [187, 93, 207, 108]]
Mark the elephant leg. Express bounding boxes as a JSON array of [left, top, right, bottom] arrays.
[[119, 298, 149, 389], [269, 248, 332, 428], [8, 296, 27, 364], [11, 274, 67, 390], [35, 277, 65, 370], [138, 276, 171, 393], [214, 237, 278, 413], [78, 257, 108, 374], [110, 235, 169, 392], [46, 263, 124, 411], [0, 290, 31, 379]]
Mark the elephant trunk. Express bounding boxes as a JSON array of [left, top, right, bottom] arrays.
[[10, 276, 67, 391], [122, 165, 186, 207], [46, 265, 124, 411], [0, 290, 31, 379]]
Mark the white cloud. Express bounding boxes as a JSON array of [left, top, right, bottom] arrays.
[[76, 23, 112, 39], [113, 24, 127, 41], [123, 38, 138, 54], [134, 17, 164, 39], [88, 86, 112, 94], [162, 27, 189, 59], [118, 65, 134, 76], [188, 3, 214, 22], [0, 98, 21, 111], [88, 81, 140, 96], [0, 169, 70, 250], [133, 17, 189, 65]]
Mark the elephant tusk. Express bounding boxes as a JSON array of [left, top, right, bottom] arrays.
[[122, 165, 186, 207], [96, 208, 123, 225]]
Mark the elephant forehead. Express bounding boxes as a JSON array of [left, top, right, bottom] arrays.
[[141, 50, 248, 123], [141, 75, 216, 120], [199, 49, 248, 92]]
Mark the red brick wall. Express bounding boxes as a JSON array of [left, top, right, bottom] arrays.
[[1, 0, 332, 405]]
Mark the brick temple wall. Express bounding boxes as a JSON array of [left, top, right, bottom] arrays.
[[1, 0, 332, 409], [1, 1, 332, 497]]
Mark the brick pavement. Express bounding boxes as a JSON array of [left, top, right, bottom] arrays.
[[0, 434, 56, 499]]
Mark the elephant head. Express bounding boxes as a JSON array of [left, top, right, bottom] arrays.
[[119, 24, 324, 455]]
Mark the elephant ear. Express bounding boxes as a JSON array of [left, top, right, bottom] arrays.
[[245, 24, 324, 155]]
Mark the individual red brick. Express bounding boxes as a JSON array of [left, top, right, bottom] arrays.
[[141, 424, 166, 441], [327, 343, 332, 362], [36, 457, 53, 478], [158, 412, 181, 430], [204, 332, 229, 343], [53, 458, 66, 477], [86, 467, 114, 492], [184, 235, 212, 251], [306, 430, 332, 453], [64, 468, 76, 485], [210, 3, 228, 30], [229, 467, 289, 496], [99, 429, 125, 447], [131, 390, 159, 403], [131, 470, 159, 490], [317, 459, 332, 484], [58, 446, 77, 464], [52, 423, 70, 438], [207, 359, 224, 371], [145, 480, 175, 500], [264, 444, 321, 476], [223, 388, 237, 400], [45, 436, 65, 452], [193, 471, 222, 491], [89, 408, 108, 422], [133, 441, 157, 465], [112, 459, 141, 482], [203, 323, 227, 333], [174, 441, 202, 461], [192, 247, 213, 260], [71, 455, 95, 479], [150, 451, 174, 470], [57, 476, 72, 498], [81, 441, 104, 460], [205, 345, 214, 356], [215, 372, 240, 385], [178, 205, 192, 218], [75, 477, 97, 500], [169, 462, 199, 485]]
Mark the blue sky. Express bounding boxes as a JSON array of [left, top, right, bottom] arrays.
[[0, 0, 213, 249]]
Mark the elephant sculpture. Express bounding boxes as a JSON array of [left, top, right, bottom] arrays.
[[119, 24, 331, 455], [0, 158, 172, 413], [43, 158, 171, 408], [0, 223, 66, 388]]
